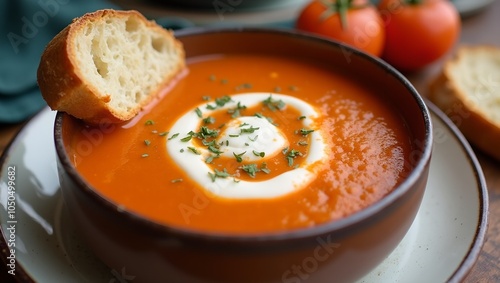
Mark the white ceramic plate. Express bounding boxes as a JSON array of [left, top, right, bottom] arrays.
[[111, 0, 308, 27], [0, 103, 488, 282], [112, 0, 495, 28], [452, 0, 496, 17]]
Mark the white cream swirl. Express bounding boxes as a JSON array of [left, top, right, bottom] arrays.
[[166, 93, 326, 199]]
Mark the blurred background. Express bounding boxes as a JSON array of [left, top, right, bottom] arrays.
[[0, 0, 494, 124]]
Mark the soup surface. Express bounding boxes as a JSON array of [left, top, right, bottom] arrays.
[[70, 53, 412, 233]]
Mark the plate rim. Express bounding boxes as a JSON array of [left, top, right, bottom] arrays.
[[0, 102, 489, 282], [424, 100, 489, 282], [0, 107, 48, 283]]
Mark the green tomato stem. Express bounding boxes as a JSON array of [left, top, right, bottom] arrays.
[[405, 0, 423, 5], [319, 0, 370, 31]]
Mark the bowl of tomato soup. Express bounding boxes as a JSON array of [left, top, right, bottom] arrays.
[[54, 28, 432, 283]]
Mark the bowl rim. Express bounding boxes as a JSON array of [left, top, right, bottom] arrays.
[[54, 26, 433, 243]]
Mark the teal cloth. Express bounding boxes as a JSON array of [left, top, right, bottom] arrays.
[[0, 0, 120, 123], [0, 1, 295, 123]]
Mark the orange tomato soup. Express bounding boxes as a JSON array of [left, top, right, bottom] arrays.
[[69, 54, 413, 233]]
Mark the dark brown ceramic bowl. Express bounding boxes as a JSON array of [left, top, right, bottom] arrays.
[[54, 28, 432, 283]]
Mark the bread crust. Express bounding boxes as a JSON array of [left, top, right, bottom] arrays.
[[428, 45, 500, 160], [37, 9, 185, 124]]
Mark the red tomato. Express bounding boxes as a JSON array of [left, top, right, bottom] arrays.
[[378, 0, 460, 71], [296, 0, 385, 57]]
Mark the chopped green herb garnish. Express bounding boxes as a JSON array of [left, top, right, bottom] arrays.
[[202, 116, 215, 124], [215, 169, 230, 178], [233, 151, 246, 162], [239, 122, 250, 128], [180, 135, 192, 142], [286, 149, 303, 167], [288, 149, 302, 157], [144, 139, 151, 146], [260, 162, 271, 174], [218, 169, 230, 177], [171, 178, 183, 183], [202, 139, 216, 147], [145, 120, 155, 125], [254, 113, 264, 118], [230, 110, 241, 118], [206, 104, 217, 110], [168, 133, 180, 140], [249, 135, 258, 142], [208, 168, 231, 182], [205, 154, 218, 164], [244, 143, 250, 146], [252, 150, 265, 158], [229, 134, 240, 138], [297, 128, 314, 136], [263, 95, 286, 111], [240, 164, 259, 178], [195, 107, 202, 118], [208, 145, 223, 154], [227, 101, 247, 118], [205, 156, 214, 164], [159, 131, 169, 136], [180, 149, 184, 153], [208, 172, 216, 182], [266, 117, 276, 126], [202, 95, 211, 101], [240, 126, 260, 134], [187, 147, 201, 155], [282, 147, 289, 155], [235, 83, 253, 91], [197, 126, 219, 139], [215, 95, 232, 107], [298, 115, 306, 120], [287, 156, 294, 166], [298, 140, 308, 146]]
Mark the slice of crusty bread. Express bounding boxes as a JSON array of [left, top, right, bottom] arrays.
[[37, 9, 185, 124], [428, 45, 500, 160]]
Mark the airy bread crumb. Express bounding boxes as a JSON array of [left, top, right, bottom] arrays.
[[37, 9, 185, 124], [429, 45, 500, 160]]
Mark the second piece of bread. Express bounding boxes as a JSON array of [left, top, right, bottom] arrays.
[[428, 45, 500, 160], [37, 9, 185, 124]]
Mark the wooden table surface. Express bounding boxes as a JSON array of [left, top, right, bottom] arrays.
[[1, 1, 499, 282]]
